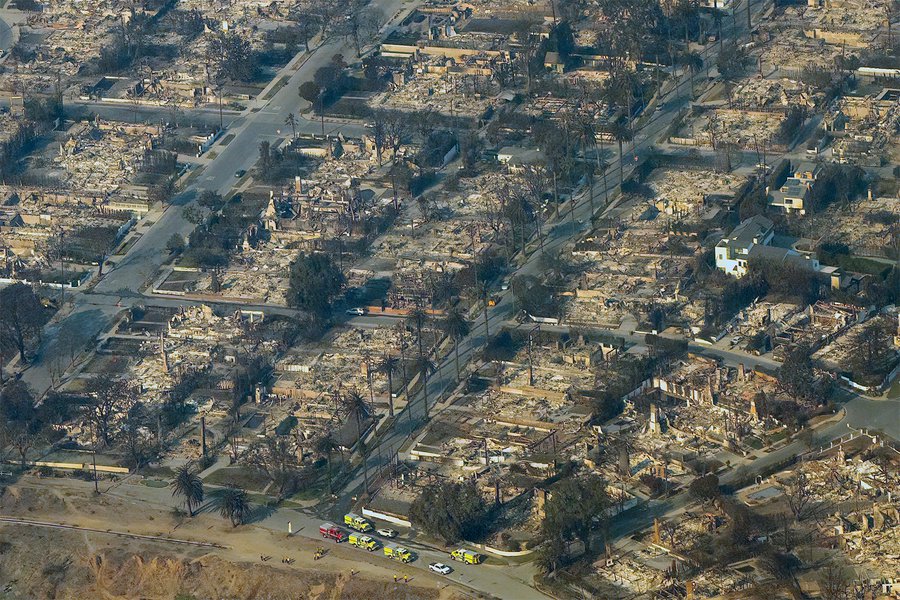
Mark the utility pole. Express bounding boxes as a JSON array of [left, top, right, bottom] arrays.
[[58, 229, 65, 307], [527, 325, 539, 386], [92, 447, 99, 493], [90, 421, 99, 494], [746, 0, 752, 33]]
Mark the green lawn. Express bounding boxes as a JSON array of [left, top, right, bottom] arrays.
[[141, 479, 169, 489], [262, 76, 290, 101], [203, 467, 270, 492]]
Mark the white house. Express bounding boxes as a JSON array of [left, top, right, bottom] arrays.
[[716, 215, 820, 277], [715, 215, 776, 277], [768, 162, 822, 215]]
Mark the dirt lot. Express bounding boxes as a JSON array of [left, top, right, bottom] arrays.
[[0, 479, 461, 600]]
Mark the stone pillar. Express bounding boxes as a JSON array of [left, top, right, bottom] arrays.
[[649, 403, 660, 434], [618, 445, 630, 476], [160, 334, 168, 374]]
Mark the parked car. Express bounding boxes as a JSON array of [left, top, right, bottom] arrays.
[[234, 169, 246, 178], [346, 307, 367, 316], [429, 563, 452, 575], [376, 528, 398, 538]]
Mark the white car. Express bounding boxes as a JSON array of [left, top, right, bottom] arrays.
[[429, 563, 452, 575], [376, 528, 397, 538], [345, 308, 366, 316]]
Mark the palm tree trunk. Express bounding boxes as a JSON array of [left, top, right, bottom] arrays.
[[326, 451, 333, 495], [588, 173, 595, 214], [483, 301, 490, 338], [422, 373, 429, 420], [618, 139, 624, 186], [570, 193, 577, 235], [599, 139, 609, 204], [552, 171, 559, 217], [454, 341, 460, 379], [387, 371, 394, 417]]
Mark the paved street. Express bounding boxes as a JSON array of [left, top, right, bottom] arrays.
[[19, 0, 412, 396], [8, 0, 898, 594]]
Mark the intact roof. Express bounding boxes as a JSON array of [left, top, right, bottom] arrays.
[[778, 178, 810, 198], [498, 146, 545, 165], [729, 214, 774, 245], [794, 161, 821, 176], [747, 244, 791, 262]]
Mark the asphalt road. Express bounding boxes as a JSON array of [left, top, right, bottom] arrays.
[[336, 0, 899, 560], [14, 0, 898, 593], [0, 9, 25, 54], [19, 0, 410, 395], [339, 40, 704, 497]]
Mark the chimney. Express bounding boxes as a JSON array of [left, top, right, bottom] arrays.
[[159, 333, 168, 374], [649, 403, 660, 434], [618, 445, 630, 476]]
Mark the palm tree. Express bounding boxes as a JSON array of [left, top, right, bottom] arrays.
[[376, 354, 400, 417], [442, 307, 471, 379], [576, 116, 602, 182], [583, 161, 596, 215], [341, 389, 369, 443], [394, 322, 410, 398], [362, 351, 375, 410], [284, 113, 297, 139], [414, 355, 437, 420], [170, 463, 204, 516], [407, 307, 428, 358], [217, 485, 250, 527], [341, 389, 370, 492], [316, 431, 342, 494], [680, 51, 704, 99], [466, 280, 491, 339], [609, 122, 633, 187]]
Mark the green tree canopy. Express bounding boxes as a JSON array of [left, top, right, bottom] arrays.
[[0, 283, 48, 362], [689, 473, 721, 502], [286, 253, 345, 319], [541, 474, 609, 556], [409, 480, 490, 543]]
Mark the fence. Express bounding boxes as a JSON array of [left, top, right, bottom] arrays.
[[6, 460, 130, 474]]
